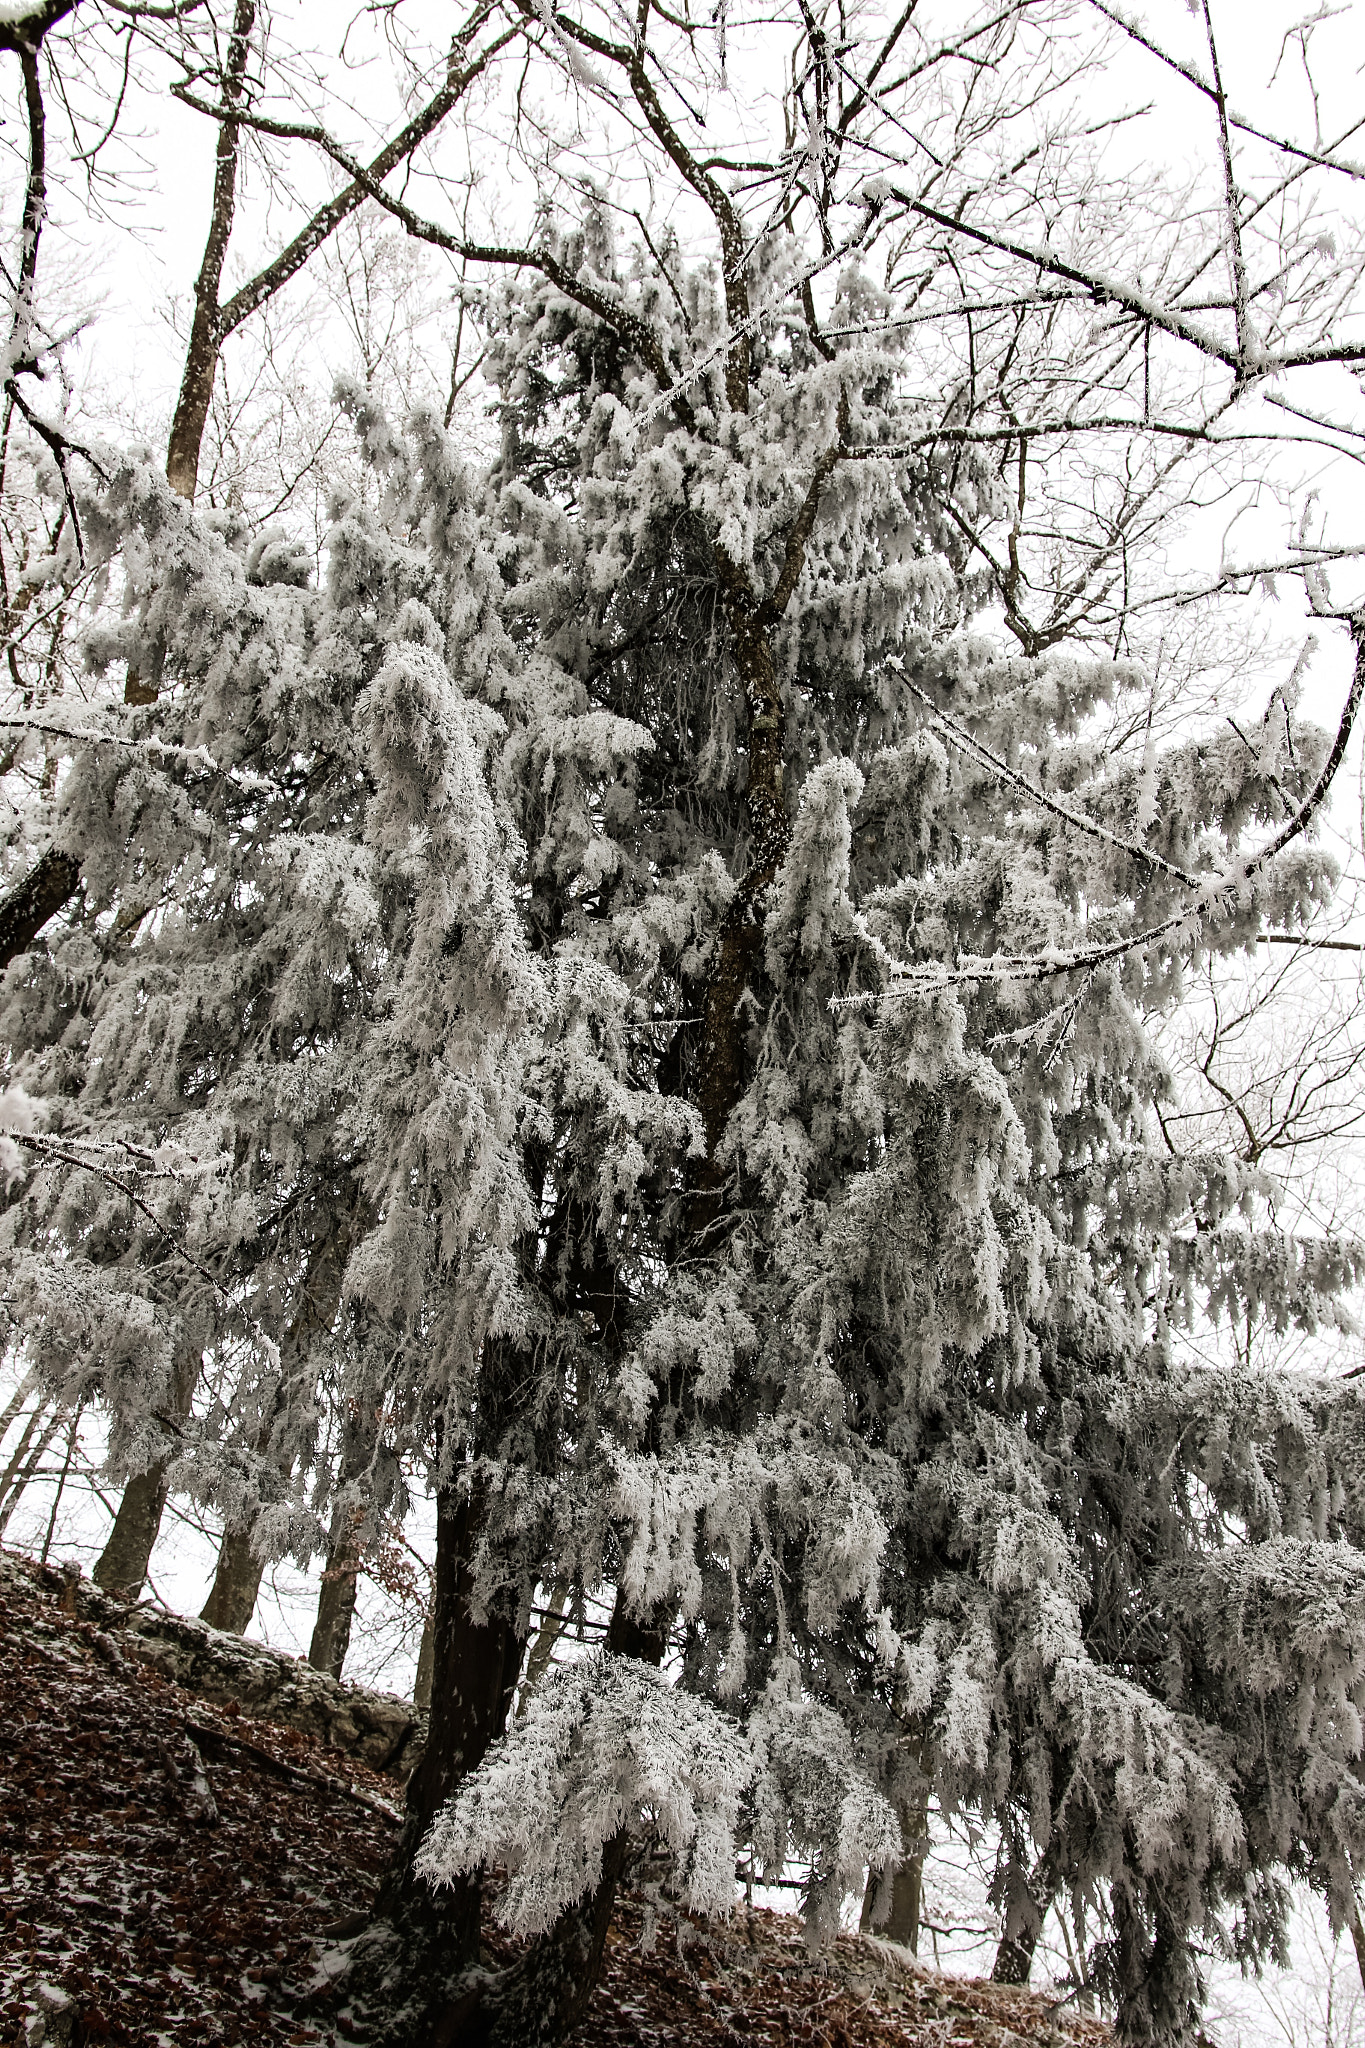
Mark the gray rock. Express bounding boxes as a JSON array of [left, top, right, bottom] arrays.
[[3, 1552, 427, 1782]]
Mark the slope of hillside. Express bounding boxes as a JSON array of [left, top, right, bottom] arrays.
[[1, 1551, 1110, 2047]]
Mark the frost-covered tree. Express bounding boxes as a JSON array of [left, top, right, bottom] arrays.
[[2, 3, 1365, 2046]]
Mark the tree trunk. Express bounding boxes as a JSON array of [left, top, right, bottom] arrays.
[[399, 1598, 668, 2048], [307, 1375, 379, 1681], [164, 0, 256, 501], [517, 1582, 569, 1715], [0, 845, 80, 967], [340, 1473, 525, 2044], [93, 1463, 170, 1600], [1347, 1893, 1365, 1993], [94, 1341, 200, 1601], [861, 1791, 927, 1952], [992, 1922, 1040, 1985], [380, 1476, 525, 1922], [413, 1611, 434, 1709], [0, 1403, 61, 1538], [199, 1519, 266, 1634], [308, 1499, 363, 1679]]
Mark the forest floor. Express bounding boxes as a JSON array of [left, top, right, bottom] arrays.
[[1, 1549, 1111, 2048]]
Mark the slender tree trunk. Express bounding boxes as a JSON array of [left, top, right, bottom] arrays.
[[308, 1499, 364, 1679], [0, 1366, 37, 1445], [517, 1582, 569, 1714], [164, 0, 256, 502], [3, 0, 258, 1600], [1346, 1892, 1365, 1993], [0, 1401, 60, 1539], [413, 1611, 434, 1709], [94, 1341, 200, 1601], [307, 1365, 379, 1679], [0, 1394, 46, 1509]]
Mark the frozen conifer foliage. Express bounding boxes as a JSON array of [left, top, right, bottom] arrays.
[[2, 0, 1365, 2042]]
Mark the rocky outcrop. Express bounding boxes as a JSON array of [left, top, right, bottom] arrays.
[[1, 1549, 426, 1781]]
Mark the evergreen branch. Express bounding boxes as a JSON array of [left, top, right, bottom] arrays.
[[0, 715, 284, 794], [761, 389, 850, 622], [904, 676, 1202, 887], [841, 620, 1365, 999], [12, 1131, 278, 1367]]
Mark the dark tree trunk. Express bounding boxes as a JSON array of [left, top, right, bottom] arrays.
[[93, 1464, 169, 1601], [383, 1598, 668, 2048], [992, 1922, 1040, 1985], [414, 1611, 435, 1709], [380, 1477, 525, 1926], [199, 1520, 266, 1634], [1348, 1896, 1365, 1993], [164, 0, 256, 502], [94, 1342, 200, 1601], [0, 845, 80, 967], [340, 1474, 525, 2045], [861, 1791, 927, 1952], [992, 1850, 1050, 1985]]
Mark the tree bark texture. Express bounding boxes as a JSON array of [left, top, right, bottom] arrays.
[[861, 1793, 927, 1952], [381, 1476, 525, 1930], [403, 1599, 669, 2048], [164, 0, 256, 501], [413, 1612, 434, 1711], [0, 845, 80, 968], [94, 1341, 200, 1601], [199, 1520, 267, 1634], [307, 1364, 379, 1680], [308, 1500, 363, 1680], [992, 1924, 1040, 1985], [348, 1473, 526, 2047], [93, 1463, 171, 1602]]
